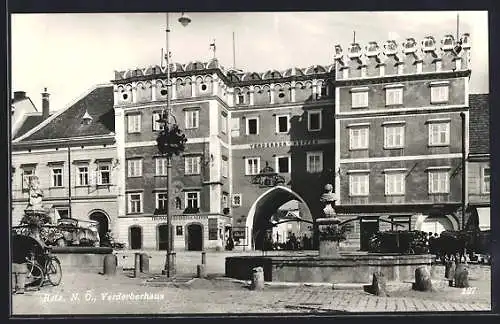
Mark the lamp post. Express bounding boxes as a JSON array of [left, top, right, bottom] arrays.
[[156, 12, 191, 277]]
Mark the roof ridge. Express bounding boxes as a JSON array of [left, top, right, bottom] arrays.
[[13, 83, 112, 143]]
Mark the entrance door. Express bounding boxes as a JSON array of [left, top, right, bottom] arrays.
[[360, 218, 379, 251], [187, 224, 203, 251], [158, 224, 169, 250], [89, 212, 109, 245], [130, 226, 142, 250]]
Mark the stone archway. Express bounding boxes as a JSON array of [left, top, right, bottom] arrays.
[[88, 210, 110, 245], [245, 185, 313, 250]]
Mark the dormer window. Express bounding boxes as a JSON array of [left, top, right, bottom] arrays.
[[81, 110, 93, 125]]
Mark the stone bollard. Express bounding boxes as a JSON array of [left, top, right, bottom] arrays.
[[140, 253, 150, 273], [201, 251, 206, 265], [454, 263, 469, 288], [413, 266, 433, 292], [250, 267, 264, 290], [197, 264, 206, 278], [445, 260, 456, 287], [133, 253, 141, 278], [364, 272, 388, 296], [12, 263, 28, 294], [103, 254, 118, 276]]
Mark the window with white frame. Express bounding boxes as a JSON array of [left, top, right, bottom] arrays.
[[222, 193, 229, 209], [221, 113, 228, 134], [156, 192, 168, 211], [430, 84, 449, 103], [428, 122, 450, 146], [222, 157, 229, 178], [51, 167, 63, 187], [22, 167, 36, 190], [246, 117, 259, 135], [349, 173, 369, 196], [184, 156, 201, 175], [245, 157, 260, 175], [385, 172, 405, 195], [231, 117, 240, 137], [127, 192, 143, 214], [77, 166, 89, 186], [98, 163, 111, 185], [232, 193, 242, 207], [482, 167, 490, 194], [308, 110, 322, 131], [351, 90, 368, 108], [185, 110, 199, 129], [349, 126, 369, 150], [152, 111, 164, 131], [155, 157, 167, 176], [385, 88, 403, 106], [276, 156, 290, 173], [306, 152, 323, 173], [428, 170, 450, 194], [384, 124, 405, 149], [127, 159, 143, 177], [127, 114, 141, 133], [276, 115, 290, 133], [185, 191, 200, 209]]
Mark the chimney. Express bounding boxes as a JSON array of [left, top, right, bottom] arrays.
[[13, 91, 26, 101], [42, 87, 50, 119]]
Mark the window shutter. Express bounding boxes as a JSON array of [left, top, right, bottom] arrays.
[[90, 169, 97, 186]]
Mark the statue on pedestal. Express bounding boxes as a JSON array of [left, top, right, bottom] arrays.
[[317, 184, 348, 257], [320, 184, 339, 222], [21, 176, 50, 240]]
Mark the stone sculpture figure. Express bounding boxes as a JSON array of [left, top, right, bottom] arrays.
[[26, 176, 44, 211], [320, 184, 337, 219]]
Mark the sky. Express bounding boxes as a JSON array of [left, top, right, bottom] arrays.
[[11, 11, 489, 112]]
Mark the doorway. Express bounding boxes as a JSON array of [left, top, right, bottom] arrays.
[[89, 211, 109, 245], [158, 224, 169, 251], [360, 218, 379, 251], [186, 223, 203, 251], [129, 226, 142, 250]]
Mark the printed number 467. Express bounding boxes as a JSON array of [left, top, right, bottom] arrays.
[[462, 287, 478, 295]]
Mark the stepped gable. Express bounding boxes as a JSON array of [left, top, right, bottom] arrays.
[[19, 85, 114, 141], [469, 94, 489, 155]]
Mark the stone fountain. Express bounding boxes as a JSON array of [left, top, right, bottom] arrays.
[[317, 184, 342, 258], [20, 176, 51, 240]]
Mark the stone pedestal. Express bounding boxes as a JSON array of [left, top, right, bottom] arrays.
[[317, 218, 342, 258]]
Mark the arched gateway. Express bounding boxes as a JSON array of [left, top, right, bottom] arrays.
[[245, 185, 313, 250]]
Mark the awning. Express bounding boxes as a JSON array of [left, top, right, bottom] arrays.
[[477, 207, 490, 231]]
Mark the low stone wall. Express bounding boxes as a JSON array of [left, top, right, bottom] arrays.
[[51, 247, 113, 273], [226, 254, 433, 283]]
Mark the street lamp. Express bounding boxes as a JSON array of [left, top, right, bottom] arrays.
[[156, 12, 191, 277]]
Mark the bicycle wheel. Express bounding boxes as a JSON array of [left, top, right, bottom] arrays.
[[25, 262, 44, 290], [46, 257, 62, 286]]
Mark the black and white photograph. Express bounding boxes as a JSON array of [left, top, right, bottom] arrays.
[[9, 10, 491, 315]]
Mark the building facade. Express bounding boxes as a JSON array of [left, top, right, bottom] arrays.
[[334, 34, 472, 250]]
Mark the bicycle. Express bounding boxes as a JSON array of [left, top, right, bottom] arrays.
[[24, 248, 62, 289]]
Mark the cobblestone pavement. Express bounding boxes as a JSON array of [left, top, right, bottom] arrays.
[[11, 271, 491, 315]]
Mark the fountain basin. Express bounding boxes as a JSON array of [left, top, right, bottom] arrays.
[[225, 253, 433, 283], [51, 247, 114, 273]]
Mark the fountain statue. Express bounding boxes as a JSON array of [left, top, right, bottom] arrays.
[[317, 184, 343, 257], [21, 176, 50, 240]]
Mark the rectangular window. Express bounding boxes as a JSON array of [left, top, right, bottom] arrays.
[[55, 207, 69, 219], [98, 164, 111, 185], [128, 193, 143, 214], [351, 91, 368, 108], [482, 167, 490, 194], [156, 192, 168, 210], [155, 157, 167, 176], [245, 157, 260, 175], [176, 226, 183, 236], [276, 156, 290, 173], [237, 94, 245, 105], [385, 172, 405, 195], [349, 127, 369, 150], [77, 166, 89, 186], [430, 85, 449, 103], [306, 152, 323, 173], [385, 88, 403, 106], [185, 110, 199, 129], [232, 194, 242, 207], [184, 156, 201, 175], [127, 114, 141, 133], [428, 122, 450, 146], [127, 159, 143, 177], [51, 168, 63, 187], [276, 115, 290, 133], [22, 168, 36, 190], [221, 114, 228, 134], [222, 157, 229, 178], [246, 117, 259, 135], [307, 110, 322, 131], [231, 117, 240, 137], [185, 191, 200, 209], [152, 111, 164, 131], [384, 125, 405, 149], [391, 216, 411, 231], [222, 193, 229, 209], [428, 171, 450, 194], [349, 173, 369, 196]]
